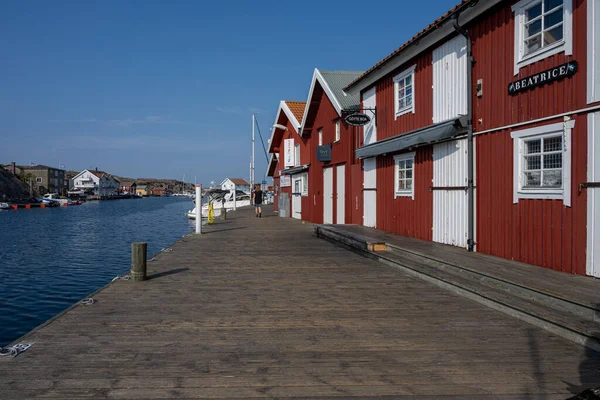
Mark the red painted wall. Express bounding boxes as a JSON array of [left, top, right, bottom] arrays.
[[304, 83, 361, 224], [272, 111, 305, 218], [376, 147, 434, 241], [355, 0, 590, 275], [471, 0, 588, 275], [372, 54, 434, 143], [471, 0, 588, 130], [476, 116, 587, 275], [360, 44, 435, 236]]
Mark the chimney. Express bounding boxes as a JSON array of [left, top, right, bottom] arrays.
[[95, 167, 98, 172], [10, 162, 16, 175]]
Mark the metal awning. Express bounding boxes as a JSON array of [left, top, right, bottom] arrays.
[[280, 164, 310, 175], [355, 116, 467, 159]]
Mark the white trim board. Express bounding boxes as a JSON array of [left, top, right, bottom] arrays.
[[299, 69, 343, 136], [268, 100, 302, 153], [589, 0, 600, 104]]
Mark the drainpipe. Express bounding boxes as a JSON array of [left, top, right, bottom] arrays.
[[452, 9, 475, 252]]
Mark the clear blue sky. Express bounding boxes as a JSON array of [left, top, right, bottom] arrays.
[[0, 0, 459, 184]]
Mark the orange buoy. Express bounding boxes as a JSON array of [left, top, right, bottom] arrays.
[[40, 204, 46, 208], [25, 204, 31, 209], [12, 205, 18, 210]]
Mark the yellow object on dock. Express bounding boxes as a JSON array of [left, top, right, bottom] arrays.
[[207, 203, 215, 224]]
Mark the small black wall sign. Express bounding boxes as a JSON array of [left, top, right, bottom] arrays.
[[344, 112, 371, 126], [317, 145, 332, 162], [508, 61, 578, 95]]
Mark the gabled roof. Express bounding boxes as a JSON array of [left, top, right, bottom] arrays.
[[299, 69, 363, 136], [267, 154, 278, 177], [286, 101, 306, 124], [221, 178, 249, 186], [344, 0, 503, 94], [73, 169, 116, 181], [267, 100, 306, 153]]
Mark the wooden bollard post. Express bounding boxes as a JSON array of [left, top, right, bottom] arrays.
[[222, 206, 227, 220], [131, 242, 147, 281]]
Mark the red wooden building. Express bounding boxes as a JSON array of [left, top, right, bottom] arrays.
[[267, 100, 306, 218], [268, 70, 363, 224], [342, 0, 600, 277]]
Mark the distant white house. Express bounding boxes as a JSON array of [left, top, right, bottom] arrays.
[[220, 178, 250, 194], [72, 169, 120, 196]]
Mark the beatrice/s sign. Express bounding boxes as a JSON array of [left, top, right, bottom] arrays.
[[508, 61, 578, 95], [344, 112, 371, 126]]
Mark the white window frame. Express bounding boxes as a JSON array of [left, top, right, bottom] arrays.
[[301, 172, 308, 196], [36, 177, 43, 183], [512, 0, 573, 75], [318, 128, 323, 146], [511, 120, 574, 206], [334, 120, 341, 142], [294, 144, 301, 167], [393, 64, 416, 119], [393, 152, 415, 199]]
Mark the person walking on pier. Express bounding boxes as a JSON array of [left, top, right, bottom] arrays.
[[253, 184, 263, 218]]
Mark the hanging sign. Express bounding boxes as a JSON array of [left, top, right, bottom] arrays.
[[317, 145, 331, 162], [344, 112, 371, 126], [284, 138, 295, 167], [280, 175, 291, 187], [508, 61, 578, 95]]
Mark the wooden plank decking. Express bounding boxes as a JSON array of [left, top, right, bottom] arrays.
[[1, 206, 599, 399]]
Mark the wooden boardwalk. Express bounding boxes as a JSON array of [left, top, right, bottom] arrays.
[[1, 206, 599, 399]]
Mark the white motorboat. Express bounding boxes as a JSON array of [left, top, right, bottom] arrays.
[[43, 193, 72, 206], [186, 189, 250, 220]]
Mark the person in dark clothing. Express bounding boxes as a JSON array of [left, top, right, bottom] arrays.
[[252, 184, 263, 217]]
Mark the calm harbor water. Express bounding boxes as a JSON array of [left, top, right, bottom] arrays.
[[0, 197, 195, 347]]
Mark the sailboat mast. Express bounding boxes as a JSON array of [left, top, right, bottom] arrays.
[[251, 114, 255, 189]]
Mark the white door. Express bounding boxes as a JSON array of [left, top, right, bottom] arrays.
[[363, 158, 377, 228], [433, 139, 468, 247], [336, 165, 345, 224], [587, 112, 600, 277], [292, 175, 302, 220], [323, 167, 333, 224], [433, 35, 467, 123], [363, 87, 377, 228]]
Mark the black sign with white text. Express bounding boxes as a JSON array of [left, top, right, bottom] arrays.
[[344, 112, 371, 126], [508, 61, 578, 95]]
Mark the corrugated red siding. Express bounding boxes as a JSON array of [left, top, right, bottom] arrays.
[[273, 112, 304, 218], [305, 83, 361, 224], [376, 147, 434, 241], [471, 0, 588, 129], [472, 0, 589, 275], [350, 163, 363, 224], [476, 116, 587, 275], [374, 54, 434, 142]]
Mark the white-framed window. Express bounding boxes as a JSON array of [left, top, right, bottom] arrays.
[[293, 173, 308, 196], [394, 152, 415, 199], [335, 120, 341, 142], [301, 172, 308, 196], [393, 65, 416, 118], [512, 0, 572, 75], [294, 144, 300, 167], [36, 177, 43, 183], [511, 120, 574, 206], [318, 129, 323, 146]]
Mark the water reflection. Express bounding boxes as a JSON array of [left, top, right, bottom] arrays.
[[0, 197, 194, 346]]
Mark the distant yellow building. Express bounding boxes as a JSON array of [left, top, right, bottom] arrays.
[[135, 185, 148, 196]]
